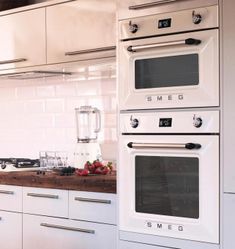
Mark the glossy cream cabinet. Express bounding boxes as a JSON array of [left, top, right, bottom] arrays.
[[0, 8, 46, 71], [0, 185, 23, 249], [46, 0, 116, 64], [0, 185, 117, 249], [117, 0, 218, 20]]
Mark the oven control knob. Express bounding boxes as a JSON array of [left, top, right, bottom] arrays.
[[131, 118, 139, 128], [193, 116, 203, 128], [192, 11, 202, 25], [129, 21, 138, 33]]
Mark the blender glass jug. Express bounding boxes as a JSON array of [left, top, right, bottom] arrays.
[[75, 106, 101, 143]]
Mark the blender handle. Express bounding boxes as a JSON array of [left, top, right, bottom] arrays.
[[94, 109, 101, 133]]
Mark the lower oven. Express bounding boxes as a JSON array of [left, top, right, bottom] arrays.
[[118, 110, 219, 243]]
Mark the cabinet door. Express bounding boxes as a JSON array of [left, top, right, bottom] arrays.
[[0, 185, 22, 212], [23, 214, 117, 249], [0, 8, 46, 70], [69, 191, 117, 225], [119, 241, 172, 249], [0, 211, 22, 249], [223, 194, 235, 249], [23, 187, 69, 218], [117, 0, 217, 20], [46, 0, 116, 64]]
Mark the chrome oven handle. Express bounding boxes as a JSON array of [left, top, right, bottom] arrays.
[[127, 142, 201, 150], [129, 0, 180, 10], [65, 46, 116, 56], [127, 38, 201, 53]]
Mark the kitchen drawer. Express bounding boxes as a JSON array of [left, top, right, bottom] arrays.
[[23, 214, 117, 249], [69, 191, 117, 225], [119, 240, 172, 249], [23, 187, 68, 218], [0, 185, 22, 212], [0, 211, 22, 249]]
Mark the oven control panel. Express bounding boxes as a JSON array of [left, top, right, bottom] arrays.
[[120, 110, 219, 134], [120, 5, 218, 41]]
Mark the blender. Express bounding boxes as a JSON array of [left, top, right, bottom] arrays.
[[74, 106, 102, 168]]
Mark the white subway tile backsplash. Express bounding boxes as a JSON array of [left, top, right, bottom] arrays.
[[0, 65, 117, 161], [24, 100, 44, 113], [36, 85, 56, 98], [104, 113, 117, 127], [45, 99, 64, 113], [65, 97, 87, 112], [87, 96, 111, 112], [55, 83, 77, 97], [54, 113, 75, 128], [17, 86, 36, 99], [0, 87, 16, 100]]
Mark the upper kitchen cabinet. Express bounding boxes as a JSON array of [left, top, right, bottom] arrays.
[[0, 8, 46, 71], [117, 0, 218, 20], [46, 0, 116, 64]]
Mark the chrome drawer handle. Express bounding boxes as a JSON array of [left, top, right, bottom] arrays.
[[27, 193, 59, 199], [0, 190, 14, 195], [40, 223, 95, 234], [74, 197, 111, 204], [127, 142, 201, 150], [129, 0, 179, 10], [0, 58, 27, 65], [127, 38, 201, 52], [65, 46, 116, 56]]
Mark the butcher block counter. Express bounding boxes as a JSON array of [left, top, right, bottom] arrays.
[[0, 170, 116, 193]]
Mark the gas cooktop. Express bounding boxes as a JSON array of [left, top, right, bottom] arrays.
[[0, 158, 40, 172]]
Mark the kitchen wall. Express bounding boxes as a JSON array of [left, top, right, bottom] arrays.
[[0, 60, 117, 166]]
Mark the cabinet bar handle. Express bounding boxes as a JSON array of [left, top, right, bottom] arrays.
[[27, 193, 59, 199], [0, 58, 27, 65], [40, 223, 95, 234], [74, 197, 111, 204], [127, 38, 201, 52], [0, 190, 14, 195], [129, 0, 179, 10], [127, 142, 201, 150], [65, 46, 116, 56]]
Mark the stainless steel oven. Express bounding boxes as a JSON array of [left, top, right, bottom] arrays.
[[118, 5, 219, 110], [118, 110, 219, 243]]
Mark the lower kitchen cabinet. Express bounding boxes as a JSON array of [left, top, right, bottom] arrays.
[[23, 214, 117, 249], [119, 240, 171, 249], [0, 211, 22, 249]]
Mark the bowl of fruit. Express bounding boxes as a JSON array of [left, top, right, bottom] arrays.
[[75, 160, 113, 176]]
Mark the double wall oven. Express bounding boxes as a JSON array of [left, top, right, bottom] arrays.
[[118, 3, 220, 247]]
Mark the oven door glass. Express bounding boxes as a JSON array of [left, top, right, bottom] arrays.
[[135, 155, 199, 218], [135, 54, 199, 89]]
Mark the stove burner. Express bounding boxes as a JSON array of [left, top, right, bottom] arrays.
[[0, 158, 40, 170]]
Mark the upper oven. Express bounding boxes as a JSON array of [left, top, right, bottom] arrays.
[[118, 5, 219, 110]]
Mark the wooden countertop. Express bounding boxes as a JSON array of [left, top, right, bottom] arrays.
[[0, 171, 116, 194]]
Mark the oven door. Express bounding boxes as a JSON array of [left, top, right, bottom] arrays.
[[118, 29, 219, 110], [119, 135, 219, 243]]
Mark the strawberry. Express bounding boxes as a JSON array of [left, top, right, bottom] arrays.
[[93, 160, 103, 169], [84, 161, 91, 170], [101, 166, 110, 175], [94, 167, 103, 174], [76, 169, 89, 176]]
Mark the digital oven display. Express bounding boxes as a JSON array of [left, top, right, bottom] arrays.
[[158, 18, 172, 29], [159, 118, 172, 127]]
